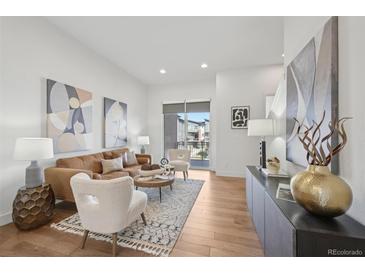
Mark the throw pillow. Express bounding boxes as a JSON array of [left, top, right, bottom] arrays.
[[141, 164, 152, 170], [101, 157, 123, 174], [151, 164, 160, 170], [123, 151, 138, 166]]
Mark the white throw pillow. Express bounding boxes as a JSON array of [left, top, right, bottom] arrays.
[[101, 157, 123, 174], [123, 151, 138, 166]]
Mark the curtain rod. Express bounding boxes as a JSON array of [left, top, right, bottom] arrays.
[[162, 99, 211, 105]]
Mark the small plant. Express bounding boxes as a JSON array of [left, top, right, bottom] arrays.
[[294, 111, 351, 166], [197, 150, 208, 160]]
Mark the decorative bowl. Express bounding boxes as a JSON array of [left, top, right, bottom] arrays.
[[267, 161, 280, 174]]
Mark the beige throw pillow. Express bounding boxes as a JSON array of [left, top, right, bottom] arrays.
[[123, 151, 138, 166], [101, 157, 123, 174]]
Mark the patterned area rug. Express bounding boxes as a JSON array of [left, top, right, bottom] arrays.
[[51, 178, 203, 256]]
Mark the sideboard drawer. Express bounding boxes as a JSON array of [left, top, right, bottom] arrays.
[[245, 167, 253, 214], [252, 177, 265, 248], [264, 192, 296, 256]]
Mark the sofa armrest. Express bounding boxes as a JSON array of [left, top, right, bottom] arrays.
[[135, 154, 152, 165], [44, 167, 92, 202]]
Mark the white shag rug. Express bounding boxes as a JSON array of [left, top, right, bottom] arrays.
[[51, 178, 203, 256]]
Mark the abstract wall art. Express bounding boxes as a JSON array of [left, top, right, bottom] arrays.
[[231, 106, 250, 129], [104, 97, 127, 148], [286, 17, 338, 172], [47, 79, 93, 153]]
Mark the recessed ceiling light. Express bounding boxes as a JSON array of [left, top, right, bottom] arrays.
[[201, 63, 208, 69], [160, 69, 166, 74], [281, 53, 285, 57]]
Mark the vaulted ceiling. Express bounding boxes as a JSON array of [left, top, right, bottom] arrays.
[[47, 16, 283, 85]]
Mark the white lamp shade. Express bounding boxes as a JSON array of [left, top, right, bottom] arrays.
[[248, 119, 274, 137], [14, 138, 54, 160], [137, 136, 150, 145]]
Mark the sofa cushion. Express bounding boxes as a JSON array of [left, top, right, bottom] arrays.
[[102, 148, 129, 160], [101, 157, 123, 174], [93, 171, 129, 180], [136, 154, 151, 165], [122, 165, 142, 177], [56, 152, 104, 173]]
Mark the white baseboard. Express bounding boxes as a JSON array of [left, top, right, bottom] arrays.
[[215, 170, 244, 178], [0, 212, 12, 226]]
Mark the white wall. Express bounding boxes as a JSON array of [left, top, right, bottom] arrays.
[[0, 17, 148, 225], [216, 65, 283, 177], [0, 18, 5, 223], [276, 16, 365, 225], [147, 80, 216, 169], [338, 17, 365, 225], [147, 66, 283, 178], [266, 78, 287, 164]]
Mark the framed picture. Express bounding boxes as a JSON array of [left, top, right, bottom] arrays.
[[231, 106, 250, 129], [104, 97, 128, 148], [46, 79, 93, 154]]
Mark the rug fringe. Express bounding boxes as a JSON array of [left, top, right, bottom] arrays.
[[51, 223, 171, 257]]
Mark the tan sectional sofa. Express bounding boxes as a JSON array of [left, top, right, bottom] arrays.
[[44, 148, 151, 202]]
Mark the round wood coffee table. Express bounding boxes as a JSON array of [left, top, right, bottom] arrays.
[[134, 175, 175, 202]]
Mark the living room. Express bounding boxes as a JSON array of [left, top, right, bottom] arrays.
[[1, 0, 365, 273]]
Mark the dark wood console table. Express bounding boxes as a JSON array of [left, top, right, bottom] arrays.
[[245, 166, 365, 256]]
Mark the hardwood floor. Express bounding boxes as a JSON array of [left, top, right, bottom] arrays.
[[170, 170, 263, 256], [0, 170, 263, 257]]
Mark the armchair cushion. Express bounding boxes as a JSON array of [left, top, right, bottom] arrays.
[[169, 160, 190, 172]]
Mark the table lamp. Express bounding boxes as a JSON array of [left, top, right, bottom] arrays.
[[14, 138, 54, 188], [248, 119, 274, 169], [137, 136, 150, 154]]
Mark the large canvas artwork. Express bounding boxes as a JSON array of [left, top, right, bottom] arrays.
[[47, 79, 93, 153], [286, 17, 338, 172], [104, 97, 127, 148]]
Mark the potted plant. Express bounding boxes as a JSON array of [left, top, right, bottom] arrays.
[[290, 111, 352, 217]]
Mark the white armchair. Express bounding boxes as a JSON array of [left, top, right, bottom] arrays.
[[168, 149, 191, 181], [70, 173, 147, 256]]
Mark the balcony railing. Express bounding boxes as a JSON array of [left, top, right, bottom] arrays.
[[177, 141, 209, 160]]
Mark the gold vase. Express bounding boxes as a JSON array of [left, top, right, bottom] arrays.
[[290, 165, 352, 217]]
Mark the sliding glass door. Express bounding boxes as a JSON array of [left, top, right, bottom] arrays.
[[185, 112, 210, 168], [163, 101, 210, 169]]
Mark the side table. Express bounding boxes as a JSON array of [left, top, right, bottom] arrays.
[[12, 184, 55, 230]]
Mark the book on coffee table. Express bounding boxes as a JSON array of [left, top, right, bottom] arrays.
[[154, 175, 174, 180]]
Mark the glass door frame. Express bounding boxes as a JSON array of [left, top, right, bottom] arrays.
[[162, 99, 211, 170]]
